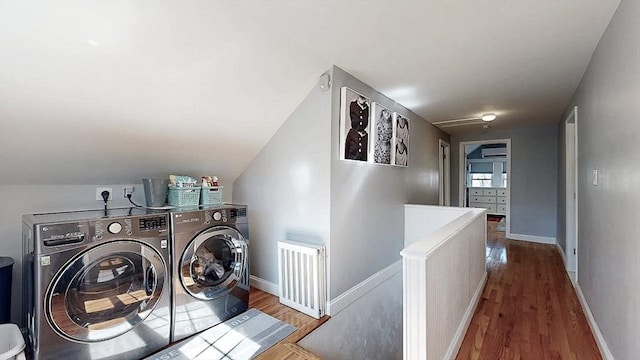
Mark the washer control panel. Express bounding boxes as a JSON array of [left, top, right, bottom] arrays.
[[39, 223, 87, 247], [94, 215, 168, 240], [108, 222, 122, 234], [139, 216, 167, 231]]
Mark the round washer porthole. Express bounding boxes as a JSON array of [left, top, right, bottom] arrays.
[[180, 227, 247, 300], [46, 241, 166, 342]]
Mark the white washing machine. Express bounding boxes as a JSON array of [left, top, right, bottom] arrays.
[[22, 208, 172, 360], [170, 204, 249, 342]]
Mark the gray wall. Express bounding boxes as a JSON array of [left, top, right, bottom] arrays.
[[234, 66, 446, 358], [233, 73, 332, 286], [299, 270, 402, 360], [329, 66, 448, 298], [451, 125, 558, 238], [559, 0, 640, 358], [234, 66, 449, 300]]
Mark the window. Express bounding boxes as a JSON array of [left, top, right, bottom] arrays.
[[501, 173, 508, 187], [471, 173, 493, 187]]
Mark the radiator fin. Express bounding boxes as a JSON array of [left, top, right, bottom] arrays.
[[277, 240, 326, 319]]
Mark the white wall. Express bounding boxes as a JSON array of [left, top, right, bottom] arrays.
[[232, 72, 332, 286], [450, 125, 558, 239], [329, 66, 448, 299], [0, 2, 330, 189], [559, 0, 640, 358]]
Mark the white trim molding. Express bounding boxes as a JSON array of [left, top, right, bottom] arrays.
[[444, 271, 488, 360], [327, 260, 401, 316], [575, 284, 615, 360], [507, 232, 556, 244], [439, 139, 451, 206], [250, 275, 279, 296], [402, 205, 487, 360], [458, 138, 512, 233]]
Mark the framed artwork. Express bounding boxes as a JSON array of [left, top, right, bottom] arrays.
[[393, 112, 409, 167], [369, 102, 393, 165], [340, 87, 371, 162]]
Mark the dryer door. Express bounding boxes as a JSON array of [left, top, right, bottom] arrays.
[[180, 226, 248, 300], [46, 241, 166, 342]]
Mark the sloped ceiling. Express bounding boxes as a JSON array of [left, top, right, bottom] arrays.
[[0, 1, 619, 185]]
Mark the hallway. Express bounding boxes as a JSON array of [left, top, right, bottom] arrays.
[[456, 219, 601, 359]]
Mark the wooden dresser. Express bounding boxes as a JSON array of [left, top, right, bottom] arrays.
[[468, 187, 507, 215]]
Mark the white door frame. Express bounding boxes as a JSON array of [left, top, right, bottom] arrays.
[[565, 106, 578, 282], [439, 139, 451, 206], [459, 139, 512, 234]]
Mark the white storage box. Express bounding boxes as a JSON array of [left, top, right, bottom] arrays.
[[0, 324, 26, 360]]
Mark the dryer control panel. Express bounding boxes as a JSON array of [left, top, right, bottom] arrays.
[[207, 207, 246, 223], [230, 207, 247, 219]]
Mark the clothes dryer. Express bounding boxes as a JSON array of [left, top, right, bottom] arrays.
[[170, 204, 249, 342], [22, 208, 171, 360]]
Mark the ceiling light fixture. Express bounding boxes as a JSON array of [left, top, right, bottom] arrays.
[[432, 112, 499, 128], [482, 113, 496, 122]]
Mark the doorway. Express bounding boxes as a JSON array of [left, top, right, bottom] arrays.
[[459, 139, 511, 234], [439, 139, 451, 206], [565, 106, 578, 283]]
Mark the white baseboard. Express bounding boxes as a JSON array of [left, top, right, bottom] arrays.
[[507, 232, 556, 244], [444, 271, 488, 360], [575, 284, 614, 360], [250, 275, 279, 296], [327, 260, 401, 316]]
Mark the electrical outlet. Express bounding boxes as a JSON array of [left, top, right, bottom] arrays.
[[123, 186, 134, 198], [592, 169, 598, 186], [96, 187, 113, 201]]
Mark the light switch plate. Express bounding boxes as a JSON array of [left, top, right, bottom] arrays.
[[592, 169, 598, 186]]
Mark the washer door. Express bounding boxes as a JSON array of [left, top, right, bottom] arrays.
[[46, 241, 166, 342], [180, 226, 247, 300]]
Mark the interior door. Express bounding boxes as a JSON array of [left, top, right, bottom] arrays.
[[46, 241, 166, 342], [180, 226, 247, 300], [439, 140, 451, 206]]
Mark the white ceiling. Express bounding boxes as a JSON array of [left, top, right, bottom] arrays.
[[0, 1, 619, 185]]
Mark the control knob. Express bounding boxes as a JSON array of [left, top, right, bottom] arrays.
[[108, 222, 122, 234], [212, 212, 222, 221]]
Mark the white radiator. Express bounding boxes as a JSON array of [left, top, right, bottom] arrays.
[[277, 240, 326, 319]]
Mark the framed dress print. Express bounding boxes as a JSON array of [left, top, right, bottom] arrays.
[[369, 102, 393, 165], [393, 112, 409, 167], [340, 87, 370, 162]]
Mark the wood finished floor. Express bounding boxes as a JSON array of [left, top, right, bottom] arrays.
[[456, 220, 602, 360], [249, 287, 328, 360], [249, 219, 601, 360]]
